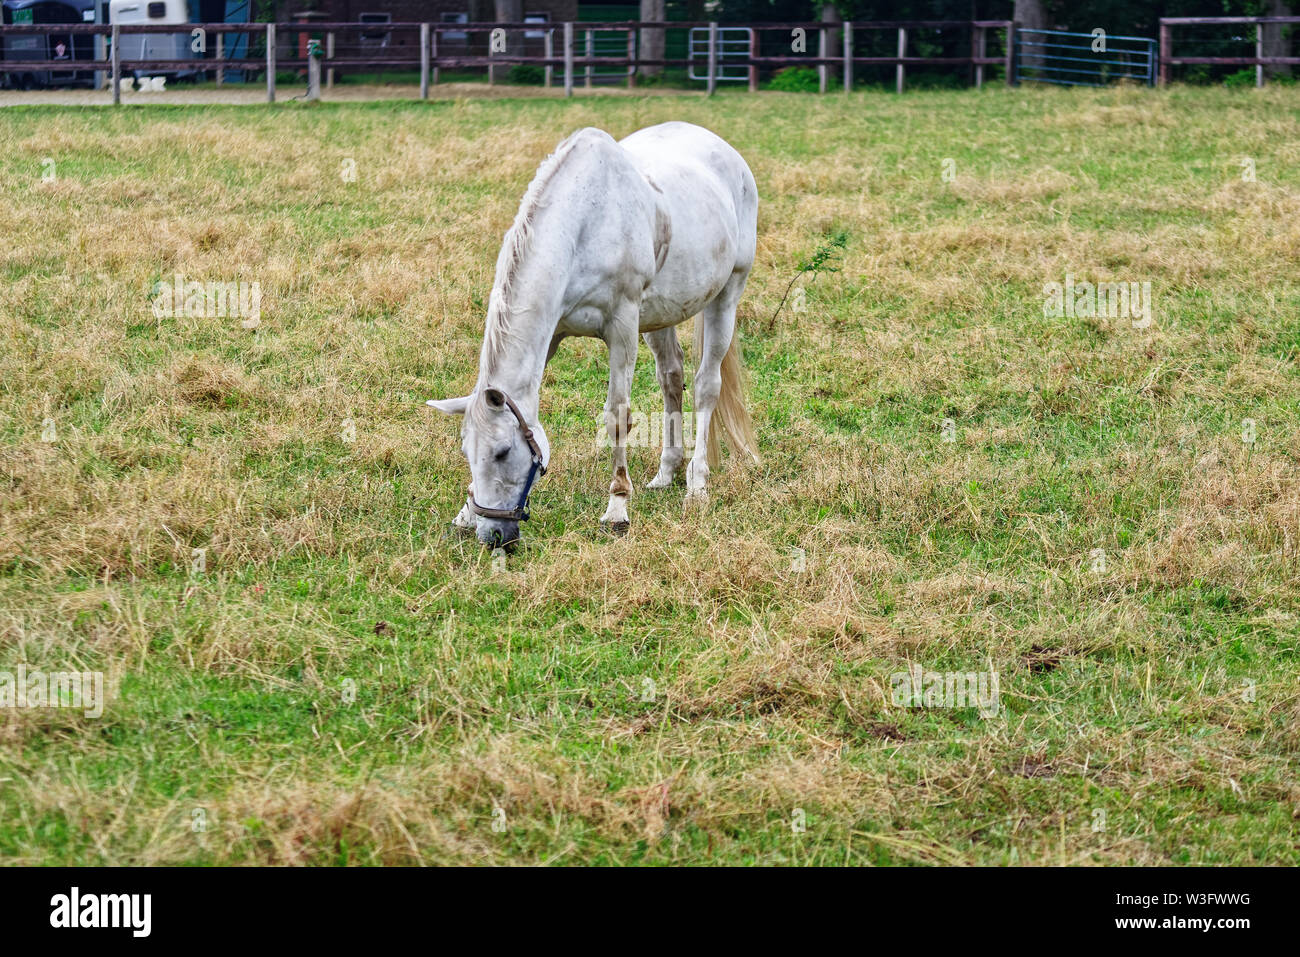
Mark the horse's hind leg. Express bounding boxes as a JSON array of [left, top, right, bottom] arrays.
[[599, 300, 640, 531], [685, 273, 744, 503], [643, 327, 685, 489]]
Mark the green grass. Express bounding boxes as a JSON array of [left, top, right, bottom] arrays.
[[0, 84, 1298, 864]]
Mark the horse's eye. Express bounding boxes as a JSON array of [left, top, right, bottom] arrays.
[[493, 444, 512, 462]]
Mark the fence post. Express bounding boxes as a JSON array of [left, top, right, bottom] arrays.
[[420, 23, 430, 99], [627, 29, 636, 88], [707, 21, 717, 96], [973, 25, 984, 89], [430, 29, 437, 86], [266, 23, 276, 103], [307, 40, 320, 99], [585, 28, 593, 88], [111, 22, 120, 105], [1157, 20, 1168, 86], [94, 27, 105, 90], [545, 30, 553, 88], [748, 27, 758, 93], [564, 22, 574, 97], [327, 32, 335, 89], [1256, 22, 1264, 87], [896, 27, 905, 93], [1005, 21, 1016, 86], [818, 23, 827, 93], [843, 21, 852, 92]]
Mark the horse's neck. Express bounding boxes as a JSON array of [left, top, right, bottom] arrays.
[[476, 236, 571, 411], [477, 140, 616, 411]]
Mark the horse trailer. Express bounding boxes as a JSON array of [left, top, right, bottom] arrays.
[[1, 0, 99, 89], [108, 0, 197, 78]]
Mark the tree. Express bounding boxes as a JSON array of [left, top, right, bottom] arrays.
[[641, 0, 666, 79], [1012, 0, 1048, 30], [492, 0, 523, 83], [1262, 0, 1294, 79], [819, 3, 841, 85]]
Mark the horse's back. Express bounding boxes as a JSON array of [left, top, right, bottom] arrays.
[[619, 122, 757, 256], [618, 123, 757, 328]]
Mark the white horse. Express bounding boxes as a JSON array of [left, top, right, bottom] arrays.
[[428, 121, 760, 547]]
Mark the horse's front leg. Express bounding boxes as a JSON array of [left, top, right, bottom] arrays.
[[600, 309, 639, 532]]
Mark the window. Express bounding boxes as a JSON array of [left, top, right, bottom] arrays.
[[525, 13, 549, 40], [440, 12, 468, 43], [358, 12, 391, 45]]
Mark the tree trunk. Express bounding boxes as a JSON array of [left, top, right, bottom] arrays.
[[1012, 0, 1048, 76], [1012, 0, 1048, 31], [1263, 0, 1293, 78], [492, 0, 522, 83], [639, 0, 665, 79], [820, 3, 841, 85]]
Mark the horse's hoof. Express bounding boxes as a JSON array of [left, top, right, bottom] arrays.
[[683, 490, 709, 510], [602, 520, 631, 537]]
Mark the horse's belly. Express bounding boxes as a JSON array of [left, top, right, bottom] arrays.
[[637, 222, 737, 331], [638, 279, 726, 331]]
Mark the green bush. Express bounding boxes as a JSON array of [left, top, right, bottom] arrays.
[[508, 64, 545, 86], [768, 66, 820, 92], [1223, 68, 1256, 89]]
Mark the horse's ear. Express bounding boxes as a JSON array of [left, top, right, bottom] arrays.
[[426, 396, 470, 416]]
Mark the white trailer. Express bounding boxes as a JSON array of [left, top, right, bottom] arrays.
[[109, 0, 195, 76]]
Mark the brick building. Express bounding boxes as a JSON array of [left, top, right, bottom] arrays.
[[290, 0, 579, 60]]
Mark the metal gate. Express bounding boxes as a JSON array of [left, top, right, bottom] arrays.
[[1015, 28, 1157, 86], [688, 27, 751, 82]]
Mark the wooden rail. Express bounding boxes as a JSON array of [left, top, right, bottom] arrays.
[[1158, 15, 1300, 86], [0, 20, 1014, 99]]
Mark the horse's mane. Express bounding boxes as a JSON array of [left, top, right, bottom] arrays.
[[481, 131, 593, 378]]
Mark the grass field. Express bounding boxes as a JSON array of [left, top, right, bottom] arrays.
[[2, 85, 1298, 865]]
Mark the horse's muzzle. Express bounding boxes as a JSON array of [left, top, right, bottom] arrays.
[[477, 519, 521, 551]]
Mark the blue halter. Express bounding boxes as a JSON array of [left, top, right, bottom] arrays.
[[466, 390, 547, 523]]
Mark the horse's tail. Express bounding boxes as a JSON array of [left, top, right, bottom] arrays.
[[695, 322, 761, 470]]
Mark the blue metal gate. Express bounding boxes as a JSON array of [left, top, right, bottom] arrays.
[[1014, 28, 1157, 86]]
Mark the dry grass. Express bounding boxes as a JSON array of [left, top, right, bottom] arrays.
[[0, 83, 1297, 865]]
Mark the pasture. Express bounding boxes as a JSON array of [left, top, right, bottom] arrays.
[[1, 85, 1298, 865]]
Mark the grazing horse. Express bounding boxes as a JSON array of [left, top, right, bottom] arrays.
[[428, 121, 760, 548]]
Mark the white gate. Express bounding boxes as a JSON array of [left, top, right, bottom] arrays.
[[688, 27, 751, 82]]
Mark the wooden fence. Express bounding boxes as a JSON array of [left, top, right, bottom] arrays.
[[1158, 16, 1300, 86], [0, 20, 1015, 101]]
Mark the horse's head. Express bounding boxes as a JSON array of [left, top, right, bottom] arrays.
[[428, 387, 550, 549]]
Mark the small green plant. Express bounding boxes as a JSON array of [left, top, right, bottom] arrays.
[[768, 66, 820, 93], [767, 229, 848, 331]]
